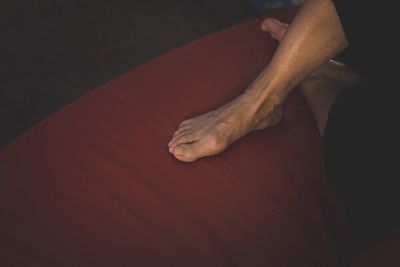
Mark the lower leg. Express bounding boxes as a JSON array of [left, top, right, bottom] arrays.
[[262, 19, 361, 137], [299, 60, 361, 136]]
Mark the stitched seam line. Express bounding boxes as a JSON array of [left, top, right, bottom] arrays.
[[105, 86, 311, 248]]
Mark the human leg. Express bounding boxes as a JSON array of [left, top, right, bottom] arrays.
[[261, 18, 361, 137], [169, 0, 348, 162]]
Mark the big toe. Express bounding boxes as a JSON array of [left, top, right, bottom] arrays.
[[172, 144, 201, 163], [172, 137, 224, 163], [261, 18, 288, 42]]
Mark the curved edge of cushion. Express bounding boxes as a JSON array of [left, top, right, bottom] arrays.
[[0, 8, 354, 267]]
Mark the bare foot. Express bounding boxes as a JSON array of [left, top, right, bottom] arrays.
[[168, 92, 284, 162], [168, 17, 360, 162]]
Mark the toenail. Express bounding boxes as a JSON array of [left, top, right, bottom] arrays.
[[174, 146, 185, 156]]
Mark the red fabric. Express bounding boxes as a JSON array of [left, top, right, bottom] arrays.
[[0, 10, 353, 266]]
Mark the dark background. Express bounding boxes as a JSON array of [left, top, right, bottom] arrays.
[[1, 0, 268, 148]]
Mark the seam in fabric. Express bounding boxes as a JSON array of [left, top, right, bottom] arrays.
[[105, 86, 313, 251]]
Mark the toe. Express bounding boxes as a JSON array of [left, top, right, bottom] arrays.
[[172, 145, 194, 162], [172, 126, 190, 138], [169, 123, 195, 147], [172, 134, 225, 162], [168, 133, 198, 152], [261, 18, 288, 41], [169, 130, 190, 147], [172, 143, 201, 162]]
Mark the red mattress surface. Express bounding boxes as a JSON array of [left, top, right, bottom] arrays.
[[0, 10, 353, 266]]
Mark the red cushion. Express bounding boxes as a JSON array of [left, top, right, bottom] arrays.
[[0, 9, 353, 266]]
